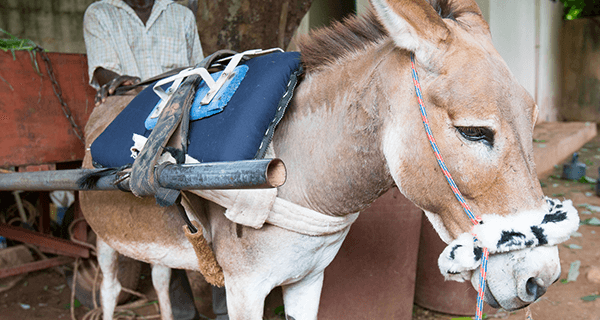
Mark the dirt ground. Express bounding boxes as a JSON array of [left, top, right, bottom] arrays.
[[2, 134, 600, 320], [0, 262, 285, 320]]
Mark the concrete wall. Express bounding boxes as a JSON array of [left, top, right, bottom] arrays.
[[488, 0, 538, 101], [0, 0, 196, 54], [537, 0, 564, 122], [0, 0, 94, 53], [561, 18, 600, 123], [475, 0, 564, 123]]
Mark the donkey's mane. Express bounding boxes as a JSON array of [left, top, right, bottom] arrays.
[[298, 10, 387, 73], [298, 0, 480, 73]]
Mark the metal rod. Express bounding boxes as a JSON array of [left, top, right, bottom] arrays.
[[0, 159, 286, 191]]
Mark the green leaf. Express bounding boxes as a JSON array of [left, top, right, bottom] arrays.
[[578, 176, 597, 184], [582, 217, 600, 226], [567, 260, 581, 282], [586, 204, 600, 212], [578, 203, 590, 207], [581, 294, 600, 301], [565, 244, 583, 249], [0, 28, 37, 52], [64, 299, 81, 309]]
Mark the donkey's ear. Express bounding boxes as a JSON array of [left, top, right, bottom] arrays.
[[531, 104, 540, 131], [370, 0, 450, 65]]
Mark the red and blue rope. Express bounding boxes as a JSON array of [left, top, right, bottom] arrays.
[[410, 53, 490, 320]]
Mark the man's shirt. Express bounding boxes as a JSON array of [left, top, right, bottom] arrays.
[[84, 0, 204, 89]]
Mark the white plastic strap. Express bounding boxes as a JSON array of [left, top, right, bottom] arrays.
[[199, 48, 284, 105], [149, 48, 284, 119]]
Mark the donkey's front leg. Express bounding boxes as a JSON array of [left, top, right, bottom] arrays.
[[96, 238, 122, 320], [225, 277, 272, 320], [281, 272, 325, 320], [151, 264, 174, 320]]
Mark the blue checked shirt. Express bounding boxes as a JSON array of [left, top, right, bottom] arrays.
[[84, 0, 204, 89]]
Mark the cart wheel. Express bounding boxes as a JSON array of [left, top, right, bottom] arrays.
[[66, 231, 142, 308]]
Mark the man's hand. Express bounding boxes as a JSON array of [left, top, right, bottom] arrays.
[[95, 75, 141, 106], [93, 67, 141, 106]]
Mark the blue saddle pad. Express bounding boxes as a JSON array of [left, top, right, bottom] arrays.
[[90, 51, 302, 168], [144, 65, 249, 130]]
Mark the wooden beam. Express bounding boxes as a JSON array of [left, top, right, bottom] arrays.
[[0, 223, 89, 258], [0, 256, 74, 279]]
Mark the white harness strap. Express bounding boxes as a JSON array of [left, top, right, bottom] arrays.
[[131, 134, 358, 236], [191, 189, 359, 236], [149, 48, 284, 119]]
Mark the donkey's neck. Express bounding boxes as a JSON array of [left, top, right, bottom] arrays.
[[273, 43, 396, 216]]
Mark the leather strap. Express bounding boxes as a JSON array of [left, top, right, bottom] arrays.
[[129, 74, 200, 200], [128, 50, 239, 206]]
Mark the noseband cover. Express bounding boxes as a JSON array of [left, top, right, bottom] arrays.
[[438, 197, 580, 282]]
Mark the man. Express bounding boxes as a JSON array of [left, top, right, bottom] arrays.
[[83, 1, 228, 320], [84, 0, 203, 105]]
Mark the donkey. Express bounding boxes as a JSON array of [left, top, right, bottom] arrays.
[[80, 0, 578, 319]]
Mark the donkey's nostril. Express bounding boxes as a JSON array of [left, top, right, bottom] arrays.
[[526, 277, 547, 300]]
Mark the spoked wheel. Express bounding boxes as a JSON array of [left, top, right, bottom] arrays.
[[66, 231, 142, 308]]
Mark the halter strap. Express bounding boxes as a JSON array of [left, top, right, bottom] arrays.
[[409, 53, 489, 320]]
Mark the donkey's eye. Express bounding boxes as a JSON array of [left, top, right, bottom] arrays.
[[456, 126, 494, 147]]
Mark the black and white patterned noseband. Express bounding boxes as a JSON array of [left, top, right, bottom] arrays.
[[438, 197, 580, 282]]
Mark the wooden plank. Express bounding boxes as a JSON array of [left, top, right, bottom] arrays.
[[0, 223, 89, 258], [0, 51, 96, 167], [0, 256, 74, 279]]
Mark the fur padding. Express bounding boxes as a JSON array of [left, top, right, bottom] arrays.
[[438, 233, 482, 282], [438, 197, 579, 282]]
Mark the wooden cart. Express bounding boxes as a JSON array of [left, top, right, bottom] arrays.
[[0, 50, 96, 277]]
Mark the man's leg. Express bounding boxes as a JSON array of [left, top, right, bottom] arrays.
[[212, 285, 229, 320], [169, 269, 200, 320]]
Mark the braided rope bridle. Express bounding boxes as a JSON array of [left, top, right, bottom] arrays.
[[409, 53, 489, 320]]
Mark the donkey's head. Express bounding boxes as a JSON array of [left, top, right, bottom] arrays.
[[372, 0, 578, 310]]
